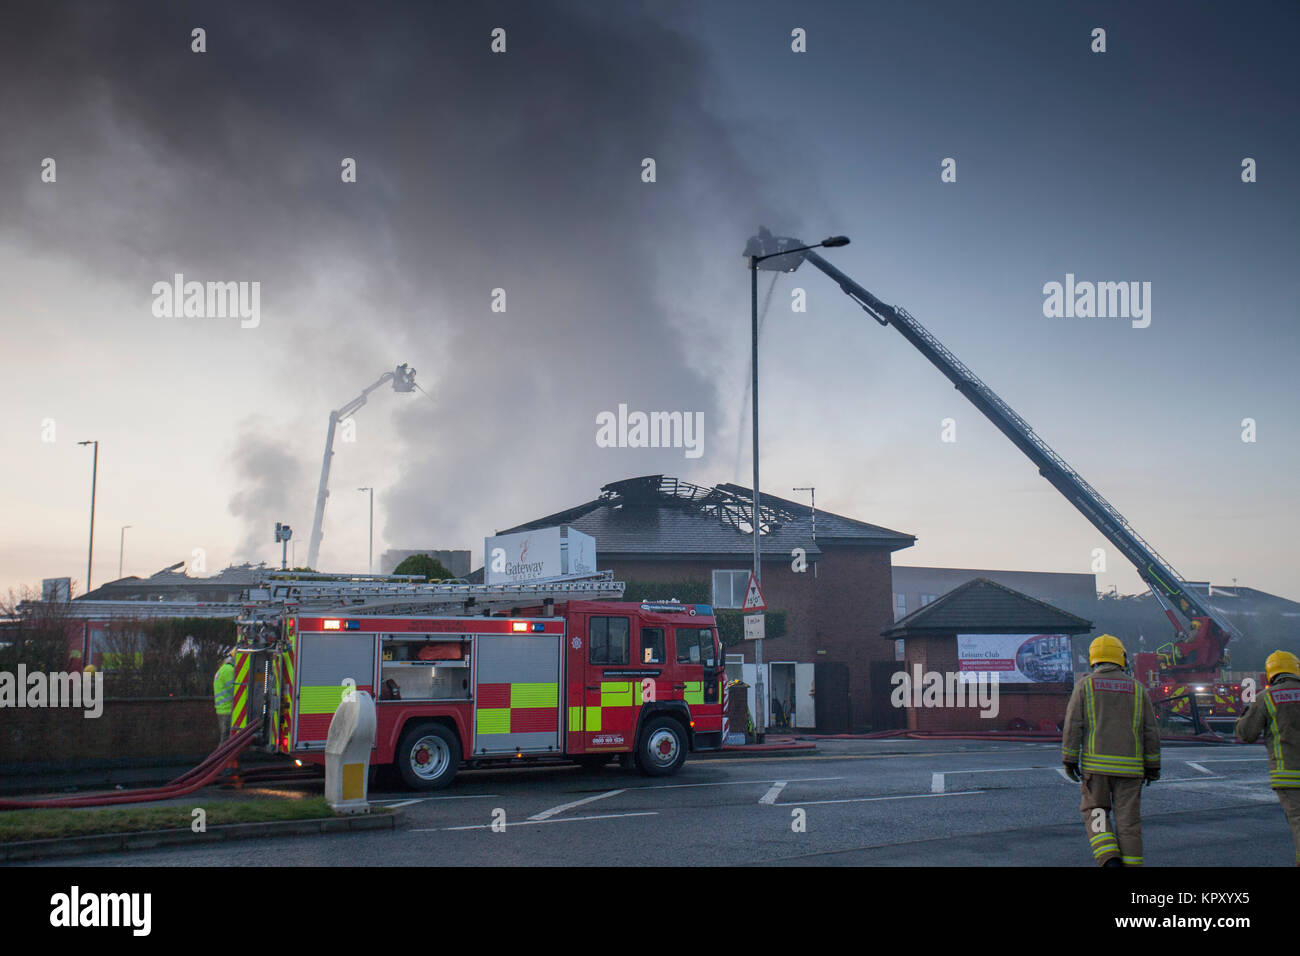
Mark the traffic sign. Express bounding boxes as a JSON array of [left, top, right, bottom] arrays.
[[742, 572, 767, 612], [743, 613, 765, 641]]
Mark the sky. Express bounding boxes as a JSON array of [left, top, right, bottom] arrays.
[[2, 1, 1297, 600]]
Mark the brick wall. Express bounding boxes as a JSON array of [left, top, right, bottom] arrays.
[[607, 544, 897, 732], [901, 633, 1070, 732]]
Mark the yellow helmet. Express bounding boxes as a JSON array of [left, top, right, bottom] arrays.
[[1265, 650, 1300, 683], [1089, 634, 1126, 668]]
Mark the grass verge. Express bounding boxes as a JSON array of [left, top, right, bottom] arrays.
[[0, 796, 354, 843]]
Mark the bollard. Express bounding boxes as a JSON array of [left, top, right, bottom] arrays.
[[325, 689, 377, 814]]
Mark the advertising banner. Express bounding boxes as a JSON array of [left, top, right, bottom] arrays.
[[956, 633, 1074, 683]]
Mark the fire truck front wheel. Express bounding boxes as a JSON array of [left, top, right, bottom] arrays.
[[636, 716, 687, 776], [396, 722, 461, 790]]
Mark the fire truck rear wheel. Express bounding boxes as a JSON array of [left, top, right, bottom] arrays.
[[636, 716, 686, 776], [396, 722, 460, 790]]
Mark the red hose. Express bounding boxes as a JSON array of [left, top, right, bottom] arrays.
[[0, 725, 260, 810]]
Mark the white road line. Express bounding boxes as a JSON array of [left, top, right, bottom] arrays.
[[1160, 775, 1226, 784], [1186, 762, 1215, 775], [372, 794, 500, 805], [931, 766, 1053, 793], [775, 790, 982, 807], [421, 811, 659, 832], [626, 775, 842, 792], [759, 781, 787, 805], [1055, 768, 1074, 783], [1187, 757, 1267, 764], [529, 788, 625, 821]]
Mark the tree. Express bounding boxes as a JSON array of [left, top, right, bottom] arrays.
[[393, 554, 455, 581]]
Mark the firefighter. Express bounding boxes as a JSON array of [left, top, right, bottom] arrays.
[[1234, 650, 1300, 866], [213, 651, 236, 740], [1062, 634, 1161, 867]]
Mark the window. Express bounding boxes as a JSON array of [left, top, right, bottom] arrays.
[[894, 593, 907, 620], [920, 593, 938, 606], [676, 627, 717, 667], [712, 569, 750, 609], [641, 627, 665, 664], [589, 616, 630, 665]]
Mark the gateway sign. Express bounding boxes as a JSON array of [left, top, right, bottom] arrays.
[[485, 526, 597, 585]]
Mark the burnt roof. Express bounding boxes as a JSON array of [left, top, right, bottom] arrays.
[[498, 475, 915, 558], [882, 577, 1093, 637]]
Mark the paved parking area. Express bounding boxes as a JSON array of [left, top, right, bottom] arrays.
[[23, 739, 1295, 866]]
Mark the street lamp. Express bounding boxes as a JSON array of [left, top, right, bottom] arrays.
[[119, 525, 132, 579], [77, 440, 99, 595], [358, 487, 374, 574], [743, 229, 849, 740]]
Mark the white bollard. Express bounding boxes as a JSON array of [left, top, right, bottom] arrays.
[[325, 689, 377, 814]]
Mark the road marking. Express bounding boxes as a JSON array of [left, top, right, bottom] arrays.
[[372, 794, 500, 805], [1159, 775, 1226, 784], [627, 775, 842, 792], [423, 811, 658, 832], [529, 788, 625, 821], [775, 790, 982, 807], [1186, 762, 1215, 775], [930, 766, 1054, 794], [759, 781, 787, 805], [1055, 768, 1074, 783], [1186, 757, 1266, 764]]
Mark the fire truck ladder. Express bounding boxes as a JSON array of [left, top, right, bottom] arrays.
[[259, 569, 627, 616], [744, 229, 1239, 672]]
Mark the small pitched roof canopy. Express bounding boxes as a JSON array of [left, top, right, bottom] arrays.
[[882, 577, 1093, 638]]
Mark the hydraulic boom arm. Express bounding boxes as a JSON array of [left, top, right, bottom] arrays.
[[305, 364, 416, 570], [745, 230, 1235, 675]]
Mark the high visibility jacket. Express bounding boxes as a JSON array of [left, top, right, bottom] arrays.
[[213, 661, 235, 715], [1235, 674, 1300, 789], [1062, 663, 1160, 777]]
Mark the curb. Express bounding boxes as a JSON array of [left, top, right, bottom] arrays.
[[1, 810, 396, 862], [713, 743, 818, 758]]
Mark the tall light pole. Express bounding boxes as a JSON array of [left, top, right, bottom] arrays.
[[744, 230, 849, 740], [77, 440, 99, 595], [118, 524, 132, 579], [358, 487, 374, 574]]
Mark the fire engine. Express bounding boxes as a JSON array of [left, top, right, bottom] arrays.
[[232, 573, 726, 789]]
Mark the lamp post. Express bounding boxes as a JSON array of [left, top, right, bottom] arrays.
[[744, 232, 849, 740], [77, 440, 99, 595], [358, 487, 374, 574], [118, 525, 132, 579]]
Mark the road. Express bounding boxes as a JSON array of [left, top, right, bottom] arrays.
[[23, 739, 1295, 866]]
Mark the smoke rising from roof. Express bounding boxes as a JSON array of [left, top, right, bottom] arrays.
[[0, 1, 789, 567]]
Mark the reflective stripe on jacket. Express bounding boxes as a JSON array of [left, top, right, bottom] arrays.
[[213, 661, 235, 715], [1062, 663, 1160, 777], [1235, 675, 1300, 789]]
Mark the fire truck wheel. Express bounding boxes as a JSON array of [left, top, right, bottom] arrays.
[[636, 716, 686, 776], [396, 722, 460, 790]]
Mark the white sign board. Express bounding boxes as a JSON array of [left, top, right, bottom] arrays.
[[485, 527, 564, 585], [957, 633, 1074, 683], [564, 528, 597, 576], [743, 613, 765, 641], [42, 577, 71, 602]]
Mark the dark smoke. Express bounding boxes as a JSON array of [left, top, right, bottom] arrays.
[[0, 2, 796, 566]]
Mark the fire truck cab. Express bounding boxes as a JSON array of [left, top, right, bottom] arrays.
[[271, 599, 724, 789]]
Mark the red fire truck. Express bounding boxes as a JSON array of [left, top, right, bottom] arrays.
[[248, 596, 725, 789]]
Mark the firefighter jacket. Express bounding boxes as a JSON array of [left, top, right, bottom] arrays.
[[1235, 674, 1300, 789], [213, 660, 235, 716], [1062, 663, 1160, 777]]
